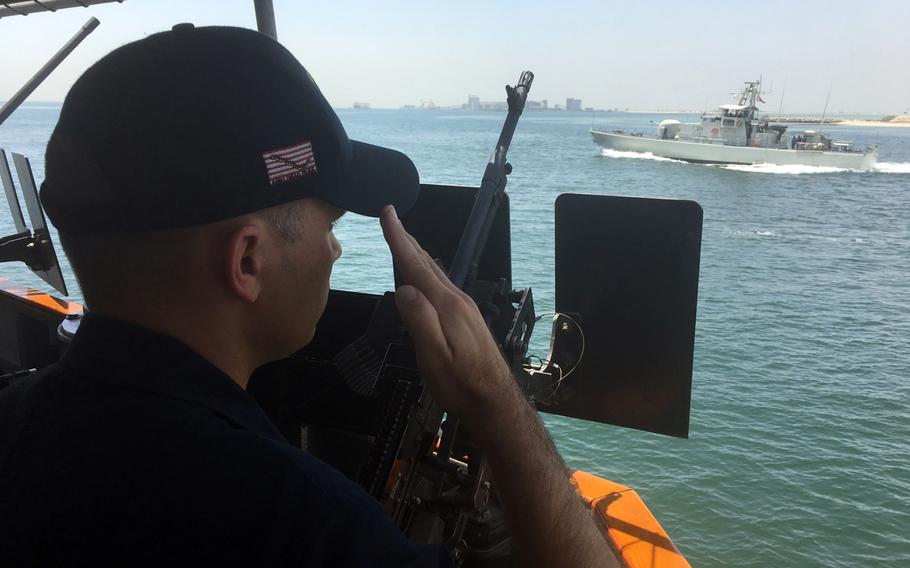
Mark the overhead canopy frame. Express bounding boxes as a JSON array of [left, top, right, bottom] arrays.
[[0, 0, 124, 19], [2, 1, 278, 39]]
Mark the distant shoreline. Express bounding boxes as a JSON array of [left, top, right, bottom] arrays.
[[771, 115, 910, 128], [7, 102, 910, 126], [831, 119, 910, 128]]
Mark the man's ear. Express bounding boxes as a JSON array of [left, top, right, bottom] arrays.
[[224, 224, 264, 304]]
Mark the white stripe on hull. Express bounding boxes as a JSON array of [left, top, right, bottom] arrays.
[[591, 130, 878, 170]]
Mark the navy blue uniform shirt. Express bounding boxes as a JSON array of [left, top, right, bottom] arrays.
[[0, 314, 451, 566]]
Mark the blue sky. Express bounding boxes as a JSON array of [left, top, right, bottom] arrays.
[[2, 0, 908, 113]]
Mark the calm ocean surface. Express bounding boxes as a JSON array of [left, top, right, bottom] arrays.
[[2, 105, 908, 567]]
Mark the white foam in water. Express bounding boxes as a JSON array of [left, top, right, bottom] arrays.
[[874, 162, 910, 173], [719, 163, 849, 175], [600, 149, 910, 175], [724, 162, 910, 174], [732, 229, 779, 238], [599, 148, 685, 163]]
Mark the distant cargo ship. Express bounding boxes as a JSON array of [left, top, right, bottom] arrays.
[[591, 80, 878, 170]]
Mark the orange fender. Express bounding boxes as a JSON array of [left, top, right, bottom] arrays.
[[572, 470, 690, 568]]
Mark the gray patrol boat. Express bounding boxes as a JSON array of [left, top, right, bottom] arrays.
[[591, 80, 879, 170]]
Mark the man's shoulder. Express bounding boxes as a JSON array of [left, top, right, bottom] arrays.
[[0, 365, 452, 566], [2, 362, 377, 512]]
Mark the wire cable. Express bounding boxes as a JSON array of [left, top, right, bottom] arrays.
[[534, 312, 586, 381], [524, 312, 586, 404]]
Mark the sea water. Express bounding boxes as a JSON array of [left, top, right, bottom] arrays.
[[2, 105, 908, 567]]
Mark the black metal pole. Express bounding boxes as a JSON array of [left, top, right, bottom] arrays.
[[0, 17, 100, 128], [253, 0, 278, 40]]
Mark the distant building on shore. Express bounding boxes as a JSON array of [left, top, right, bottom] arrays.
[[352, 102, 371, 109], [457, 94, 589, 112], [464, 94, 506, 111], [480, 101, 507, 111]]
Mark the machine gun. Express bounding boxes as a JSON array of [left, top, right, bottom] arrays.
[[246, 73, 704, 565], [372, 72, 538, 558], [250, 72, 538, 563]]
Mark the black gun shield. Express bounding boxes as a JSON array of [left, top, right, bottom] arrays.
[[1, 149, 27, 233], [11, 153, 68, 296], [400, 184, 511, 288], [547, 193, 702, 438]]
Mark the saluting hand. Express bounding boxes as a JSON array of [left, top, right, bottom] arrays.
[[379, 205, 518, 432]]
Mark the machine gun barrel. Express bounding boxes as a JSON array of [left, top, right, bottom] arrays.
[[447, 71, 533, 289]]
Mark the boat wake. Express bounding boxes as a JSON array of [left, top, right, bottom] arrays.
[[600, 149, 910, 174], [599, 148, 685, 163], [720, 162, 910, 174], [718, 163, 849, 174], [874, 162, 910, 173]]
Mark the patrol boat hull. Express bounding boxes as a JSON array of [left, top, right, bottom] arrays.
[[591, 130, 878, 170]]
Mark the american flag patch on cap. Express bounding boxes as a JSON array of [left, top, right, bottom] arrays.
[[262, 140, 317, 186]]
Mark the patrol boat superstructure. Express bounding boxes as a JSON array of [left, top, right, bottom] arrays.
[[591, 80, 878, 170]]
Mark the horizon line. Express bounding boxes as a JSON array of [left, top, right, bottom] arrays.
[[1, 101, 901, 117]]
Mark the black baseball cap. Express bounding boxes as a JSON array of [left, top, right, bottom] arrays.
[[40, 24, 419, 234]]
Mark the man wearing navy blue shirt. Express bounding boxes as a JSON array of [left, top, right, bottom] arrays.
[[0, 25, 614, 567]]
